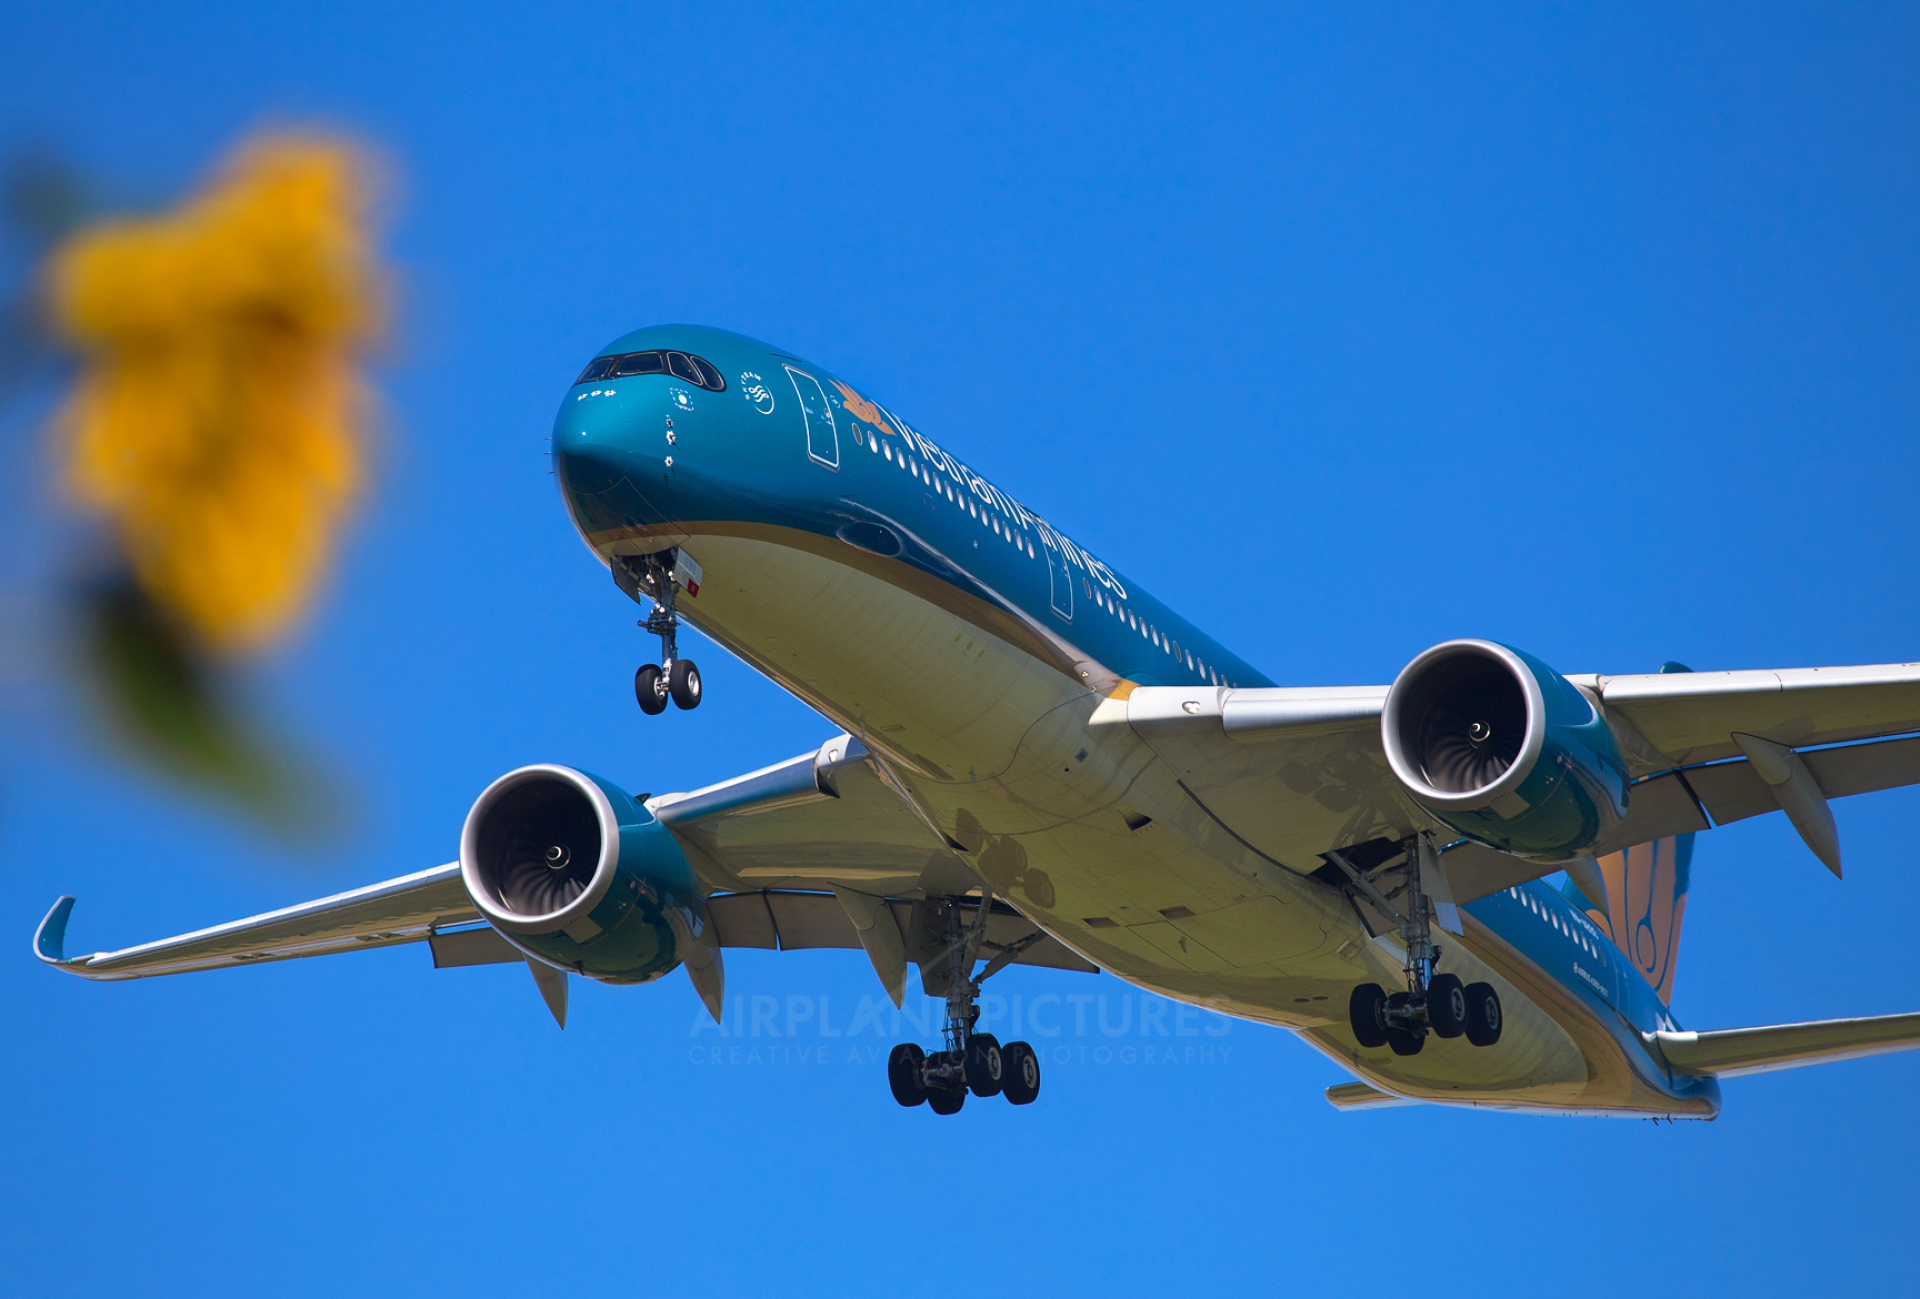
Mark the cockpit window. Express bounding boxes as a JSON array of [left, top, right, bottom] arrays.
[[612, 351, 667, 377], [575, 349, 726, 391]]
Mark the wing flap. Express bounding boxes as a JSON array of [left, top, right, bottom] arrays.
[[1654, 1011, 1920, 1077], [705, 889, 1098, 974], [1582, 770, 1713, 862], [429, 925, 523, 968], [37, 863, 477, 981], [1582, 732, 1920, 864]]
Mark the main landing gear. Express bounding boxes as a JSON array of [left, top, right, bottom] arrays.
[[888, 894, 1042, 1115], [1331, 836, 1502, 1058], [629, 549, 702, 715]]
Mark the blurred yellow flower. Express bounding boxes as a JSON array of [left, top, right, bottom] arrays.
[[46, 134, 380, 653]]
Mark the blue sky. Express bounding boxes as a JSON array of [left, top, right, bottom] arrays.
[[4, 4, 1920, 1295]]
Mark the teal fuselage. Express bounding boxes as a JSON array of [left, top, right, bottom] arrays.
[[552, 323, 1721, 1118]]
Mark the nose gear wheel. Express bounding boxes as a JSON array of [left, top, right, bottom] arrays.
[[615, 549, 703, 715]]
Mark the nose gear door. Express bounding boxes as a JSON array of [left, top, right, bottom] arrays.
[[786, 367, 839, 469]]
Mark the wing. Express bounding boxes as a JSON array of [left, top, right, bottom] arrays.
[[35, 734, 1094, 1018], [1116, 662, 1920, 896], [34, 865, 478, 980]]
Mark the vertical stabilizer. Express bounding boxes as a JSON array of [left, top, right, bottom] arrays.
[[1565, 834, 1694, 1005]]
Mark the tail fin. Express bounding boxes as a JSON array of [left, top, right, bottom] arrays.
[[1563, 834, 1695, 1006]]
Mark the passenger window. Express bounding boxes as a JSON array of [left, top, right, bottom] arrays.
[[667, 352, 700, 383], [613, 351, 666, 376], [576, 356, 617, 383]]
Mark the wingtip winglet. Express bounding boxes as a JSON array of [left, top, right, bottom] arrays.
[[34, 896, 77, 967]]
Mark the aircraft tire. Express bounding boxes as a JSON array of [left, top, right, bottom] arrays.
[[634, 664, 668, 715], [1465, 982, 1503, 1047], [669, 659, 702, 710], [1349, 983, 1389, 1048], [965, 1033, 1004, 1097], [927, 1086, 966, 1116], [1001, 1040, 1041, 1104], [1427, 974, 1468, 1039], [888, 1043, 928, 1107]]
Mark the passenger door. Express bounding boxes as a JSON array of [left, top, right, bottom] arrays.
[[786, 367, 838, 469], [1041, 528, 1073, 621]]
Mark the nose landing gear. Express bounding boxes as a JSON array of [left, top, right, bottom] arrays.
[[888, 894, 1043, 1115], [1332, 836, 1502, 1057], [618, 549, 703, 714]]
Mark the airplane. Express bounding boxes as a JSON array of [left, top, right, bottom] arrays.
[[35, 323, 1920, 1118]]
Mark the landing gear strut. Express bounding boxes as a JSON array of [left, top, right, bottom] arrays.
[[623, 549, 702, 714], [888, 894, 1042, 1114], [1333, 835, 1502, 1057]]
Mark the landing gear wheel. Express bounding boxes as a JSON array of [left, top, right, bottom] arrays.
[[1465, 981, 1503, 1047], [634, 664, 668, 715], [965, 1033, 1004, 1097], [1000, 1040, 1041, 1104], [668, 658, 702, 710], [887, 1043, 927, 1107], [1349, 983, 1389, 1049], [1384, 992, 1426, 1056], [1427, 973, 1468, 1039], [927, 1086, 965, 1116]]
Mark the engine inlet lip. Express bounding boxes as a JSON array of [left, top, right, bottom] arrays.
[[1381, 639, 1547, 811], [460, 764, 621, 935]]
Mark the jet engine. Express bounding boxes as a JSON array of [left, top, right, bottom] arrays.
[[1381, 639, 1628, 861], [460, 764, 706, 983]]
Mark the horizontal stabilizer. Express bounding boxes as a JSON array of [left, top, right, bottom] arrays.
[[1325, 1081, 1422, 1110], [1653, 1011, 1920, 1077]]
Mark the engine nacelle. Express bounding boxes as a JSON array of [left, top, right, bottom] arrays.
[[1381, 640, 1628, 862], [460, 764, 705, 984]]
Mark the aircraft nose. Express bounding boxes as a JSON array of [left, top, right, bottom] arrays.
[[552, 420, 634, 497], [551, 387, 678, 535], [551, 417, 629, 500]]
